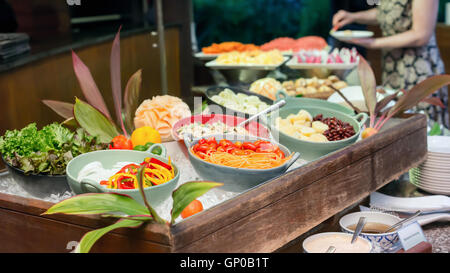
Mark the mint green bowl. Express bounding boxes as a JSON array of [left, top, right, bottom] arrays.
[[275, 90, 356, 116], [267, 106, 368, 161], [65, 144, 179, 207]]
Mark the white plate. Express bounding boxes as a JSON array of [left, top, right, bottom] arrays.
[[428, 136, 450, 154], [410, 182, 450, 194], [419, 164, 450, 173], [285, 56, 358, 70], [327, 86, 396, 112], [410, 176, 450, 192], [194, 52, 219, 61], [410, 176, 450, 187], [331, 30, 374, 42], [424, 156, 450, 163], [410, 172, 450, 184], [205, 56, 290, 70]]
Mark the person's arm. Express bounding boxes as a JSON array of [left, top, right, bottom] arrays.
[[350, 0, 439, 49], [332, 8, 378, 30]]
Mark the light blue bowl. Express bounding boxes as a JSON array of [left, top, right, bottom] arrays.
[[184, 134, 301, 192], [66, 144, 179, 207]]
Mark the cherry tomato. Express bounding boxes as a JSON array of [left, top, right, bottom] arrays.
[[219, 139, 233, 148], [234, 141, 243, 149], [110, 135, 133, 150], [225, 146, 237, 154], [181, 199, 204, 219], [196, 152, 207, 159], [257, 143, 276, 153], [198, 139, 207, 145], [196, 144, 210, 153], [206, 136, 217, 145], [275, 149, 285, 159], [209, 142, 218, 151], [242, 142, 257, 151], [192, 144, 200, 152]]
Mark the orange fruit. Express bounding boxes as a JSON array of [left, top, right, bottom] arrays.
[[131, 126, 161, 147], [181, 200, 204, 219], [362, 127, 378, 139]]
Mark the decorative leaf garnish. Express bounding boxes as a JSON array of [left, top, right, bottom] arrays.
[[72, 51, 111, 119], [42, 100, 74, 120], [387, 75, 450, 117], [421, 96, 445, 108], [110, 26, 127, 137], [374, 90, 400, 115], [76, 219, 144, 253], [357, 55, 378, 127], [42, 193, 149, 216], [123, 69, 142, 133], [429, 122, 441, 136], [358, 56, 377, 127], [74, 98, 120, 143], [136, 164, 166, 224], [170, 181, 223, 224]]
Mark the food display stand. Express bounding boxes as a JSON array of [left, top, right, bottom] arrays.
[[0, 115, 427, 253]]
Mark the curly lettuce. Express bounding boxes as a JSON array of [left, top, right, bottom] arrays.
[[0, 123, 108, 175]]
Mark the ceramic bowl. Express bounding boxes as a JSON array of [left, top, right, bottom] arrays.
[[266, 105, 368, 161], [205, 86, 274, 119], [172, 114, 271, 142], [302, 232, 372, 253], [66, 144, 179, 207], [2, 158, 71, 199], [275, 90, 356, 116], [339, 211, 402, 250], [184, 134, 301, 192]]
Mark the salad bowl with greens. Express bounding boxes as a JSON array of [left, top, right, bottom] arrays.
[[0, 123, 108, 197]]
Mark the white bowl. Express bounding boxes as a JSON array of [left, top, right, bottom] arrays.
[[327, 86, 394, 112], [428, 136, 450, 154], [339, 211, 401, 250], [302, 232, 372, 253]]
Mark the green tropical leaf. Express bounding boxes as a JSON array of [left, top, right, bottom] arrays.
[[429, 122, 441, 136], [74, 98, 120, 143], [76, 219, 144, 253], [43, 193, 149, 216], [170, 181, 223, 224], [123, 69, 142, 133], [136, 164, 166, 224]]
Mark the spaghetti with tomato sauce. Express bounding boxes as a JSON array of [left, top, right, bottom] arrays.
[[191, 137, 292, 170]]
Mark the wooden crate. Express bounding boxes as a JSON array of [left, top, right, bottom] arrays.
[[0, 115, 428, 253]]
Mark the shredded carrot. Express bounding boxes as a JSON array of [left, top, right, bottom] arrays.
[[194, 150, 292, 170]]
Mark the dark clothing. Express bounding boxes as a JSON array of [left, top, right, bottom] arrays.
[[0, 0, 18, 32], [329, 0, 372, 56]]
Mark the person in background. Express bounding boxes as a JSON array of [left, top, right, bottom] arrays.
[[0, 0, 18, 32], [329, 0, 371, 57], [332, 0, 448, 128]]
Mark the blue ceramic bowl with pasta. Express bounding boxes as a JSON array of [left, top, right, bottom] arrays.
[[184, 134, 301, 192]]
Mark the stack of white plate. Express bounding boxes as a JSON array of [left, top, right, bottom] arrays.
[[409, 136, 450, 195]]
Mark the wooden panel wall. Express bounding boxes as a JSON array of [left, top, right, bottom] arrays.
[[0, 28, 180, 135]]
